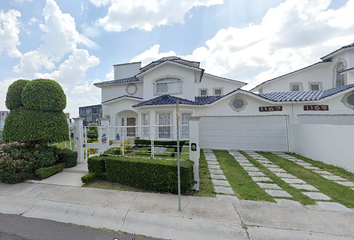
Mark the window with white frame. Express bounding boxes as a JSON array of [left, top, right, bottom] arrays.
[[335, 62, 346, 87], [199, 88, 208, 96], [214, 88, 222, 96], [290, 83, 302, 91], [141, 113, 149, 138], [181, 113, 191, 139], [157, 113, 171, 138], [309, 82, 321, 91], [155, 78, 182, 95]]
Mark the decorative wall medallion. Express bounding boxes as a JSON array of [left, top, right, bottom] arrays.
[[126, 83, 138, 95]]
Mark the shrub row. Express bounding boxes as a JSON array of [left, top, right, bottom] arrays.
[[35, 163, 65, 179], [134, 139, 187, 148], [0, 143, 77, 184], [86, 156, 194, 193], [87, 156, 106, 180]]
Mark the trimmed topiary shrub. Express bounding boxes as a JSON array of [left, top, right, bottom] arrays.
[[105, 156, 194, 193], [3, 78, 69, 145], [21, 79, 66, 111], [35, 163, 65, 179], [3, 108, 69, 144], [5, 79, 30, 110]]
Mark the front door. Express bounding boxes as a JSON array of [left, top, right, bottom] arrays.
[[127, 117, 136, 137]]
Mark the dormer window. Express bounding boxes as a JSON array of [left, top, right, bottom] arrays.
[[335, 62, 346, 87], [155, 78, 182, 95]]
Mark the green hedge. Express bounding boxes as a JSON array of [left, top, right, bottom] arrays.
[[22, 79, 66, 111], [87, 156, 107, 180], [105, 156, 194, 193], [35, 163, 65, 179], [134, 139, 187, 148], [3, 108, 69, 144], [5, 79, 30, 110], [81, 172, 96, 183]]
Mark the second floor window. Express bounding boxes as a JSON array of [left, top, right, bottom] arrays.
[[155, 78, 182, 94], [335, 62, 346, 87]]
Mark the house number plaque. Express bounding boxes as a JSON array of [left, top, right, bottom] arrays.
[[259, 106, 283, 112], [304, 105, 329, 111]]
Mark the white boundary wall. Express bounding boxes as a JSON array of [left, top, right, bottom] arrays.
[[291, 124, 354, 173]]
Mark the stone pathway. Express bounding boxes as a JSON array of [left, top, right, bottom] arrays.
[[203, 149, 239, 203], [274, 152, 354, 192]]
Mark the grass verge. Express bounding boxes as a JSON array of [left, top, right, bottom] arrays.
[[213, 150, 274, 202], [241, 151, 316, 205], [258, 152, 354, 208], [193, 149, 215, 197]]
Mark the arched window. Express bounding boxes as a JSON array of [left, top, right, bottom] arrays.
[[155, 78, 182, 94], [335, 62, 346, 87]]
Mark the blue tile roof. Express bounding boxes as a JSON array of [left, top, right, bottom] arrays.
[[259, 84, 354, 102], [133, 94, 226, 107], [94, 77, 139, 86]]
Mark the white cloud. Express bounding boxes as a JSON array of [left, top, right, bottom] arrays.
[[178, 0, 354, 88], [28, 17, 38, 25], [0, 9, 22, 58], [106, 69, 114, 80], [89, 0, 111, 7], [14, 0, 99, 75], [131, 44, 176, 66], [34, 49, 100, 86], [71, 79, 101, 95], [94, 0, 223, 32]]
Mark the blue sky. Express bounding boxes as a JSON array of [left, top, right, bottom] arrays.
[[0, 0, 353, 117]]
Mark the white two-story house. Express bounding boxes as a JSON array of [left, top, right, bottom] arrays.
[[94, 43, 354, 151]]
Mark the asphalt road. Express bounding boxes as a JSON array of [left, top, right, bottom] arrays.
[[0, 213, 163, 240]]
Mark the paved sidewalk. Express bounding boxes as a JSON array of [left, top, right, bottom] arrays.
[[1, 180, 354, 239]]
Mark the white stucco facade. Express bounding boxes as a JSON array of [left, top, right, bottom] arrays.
[[93, 45, 354, 171]]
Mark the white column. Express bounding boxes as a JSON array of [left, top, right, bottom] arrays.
[[188, 116, 200, 191], [73, 118, 84, 163]]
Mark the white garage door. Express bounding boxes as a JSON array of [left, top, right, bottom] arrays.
[[199, 115, 289, 151]]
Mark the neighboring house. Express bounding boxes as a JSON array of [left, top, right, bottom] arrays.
[[251, 43, 354, 93], [94, 44, 354, 151], [79, 104, 102, 126]]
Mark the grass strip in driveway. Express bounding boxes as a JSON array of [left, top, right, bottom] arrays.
[[258, 152, 354, 208], [288, 153, 354, 182], [193, 149, 215, 197], [213, 150, 274, 202], [241, 151, 316, 206]]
